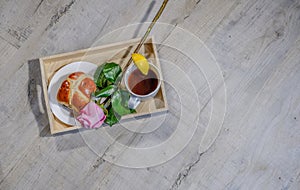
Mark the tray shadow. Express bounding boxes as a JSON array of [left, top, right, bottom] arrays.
[[27, 59, 51, 137]]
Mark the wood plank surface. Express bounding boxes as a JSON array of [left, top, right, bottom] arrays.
[[0, 0, 299, 189]]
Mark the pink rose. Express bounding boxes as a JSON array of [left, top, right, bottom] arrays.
[[76, 102, 106, 128]]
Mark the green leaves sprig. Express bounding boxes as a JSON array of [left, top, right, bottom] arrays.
[[93, 62, 136, 126]]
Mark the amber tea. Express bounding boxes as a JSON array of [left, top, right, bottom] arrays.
[[128, 69, 158, 95]]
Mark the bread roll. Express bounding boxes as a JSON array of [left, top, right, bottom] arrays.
[[57, 72, 96, 113]]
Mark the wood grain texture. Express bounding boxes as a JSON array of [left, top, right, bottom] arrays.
[[0, 0, 299, 189]]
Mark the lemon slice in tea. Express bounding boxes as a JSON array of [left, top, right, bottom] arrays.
[[131, 53, 149, 75]]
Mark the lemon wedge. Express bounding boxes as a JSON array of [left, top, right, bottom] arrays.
[[131, 53, 149, 75]]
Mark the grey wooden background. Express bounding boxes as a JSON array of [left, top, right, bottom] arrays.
[[0, 0, 300, 189]]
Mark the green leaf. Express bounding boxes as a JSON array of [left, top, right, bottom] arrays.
[[94, 64, 108, 88], [119, 90, 136, 115], [94, 63, 121, 88], [93, 62, 133, 127], [130, 109, 137, 114], [105, 106, 119, 126], [94, 64, 104, 82], [112, 90, 134, 116], [94, 85, 117, 98], [119, 90, 131, 106], [115, 72, 123, 85], [103, 62, 122, 83], [121, 90, 136, 114]]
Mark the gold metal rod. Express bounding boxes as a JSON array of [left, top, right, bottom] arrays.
[[122, 0, 169, 72]]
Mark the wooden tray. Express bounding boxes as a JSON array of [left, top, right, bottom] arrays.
[[40, 37, 168, 134]]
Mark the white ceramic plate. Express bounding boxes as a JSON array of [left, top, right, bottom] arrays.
[[48, 61, 97, 125]]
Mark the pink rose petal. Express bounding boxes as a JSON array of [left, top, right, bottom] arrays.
[[76, 102, 106, 129]]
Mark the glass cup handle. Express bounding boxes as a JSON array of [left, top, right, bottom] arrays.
[[128, 96, 141, 109]]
